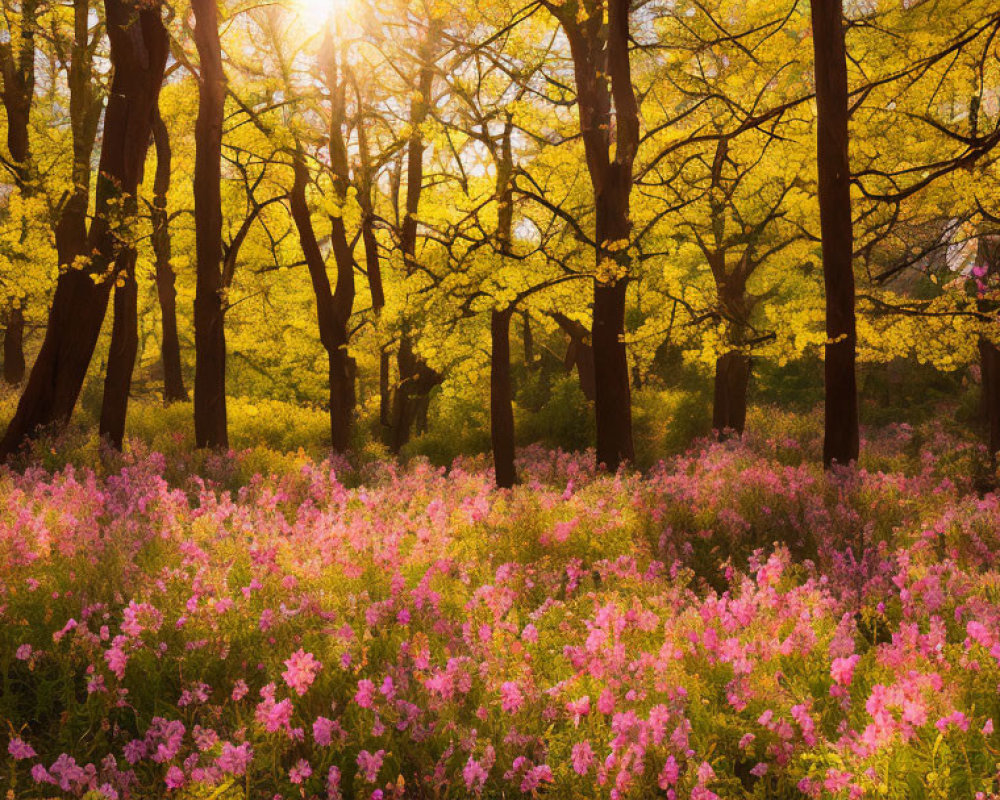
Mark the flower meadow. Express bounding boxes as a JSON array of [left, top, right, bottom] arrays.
[[4, 420, 1000, 799]]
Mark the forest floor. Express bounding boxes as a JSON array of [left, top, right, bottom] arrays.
[[2, 414, 1000, 799]]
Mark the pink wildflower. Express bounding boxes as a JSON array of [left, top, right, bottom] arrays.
[[282, 649, 321, 696]]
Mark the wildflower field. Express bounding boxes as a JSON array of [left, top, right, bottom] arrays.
[[3, 416, 1000, 800]]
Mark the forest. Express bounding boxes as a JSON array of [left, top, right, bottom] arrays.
[[2, 0, 1000, 797]]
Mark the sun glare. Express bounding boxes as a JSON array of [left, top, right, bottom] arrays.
[[293, 0, 349, 29]]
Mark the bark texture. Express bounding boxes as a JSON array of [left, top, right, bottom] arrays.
[[192, 0, 228, 449], [811, 0, 859, 468]]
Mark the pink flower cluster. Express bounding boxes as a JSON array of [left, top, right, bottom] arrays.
[[3, 426, 1000, 798]]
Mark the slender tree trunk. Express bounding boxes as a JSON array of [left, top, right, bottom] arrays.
[[379, 348, 391, 428], [328, 349, 356, 452], [390, 336, 419, 452], [1, 0, 37, 386], [980, 339, 1000, 464], [487, 122, 519, 487], [289, 144, 356, 453], [151, 106, 188, 403], [101, 98, 161, 446], [552, 313, 596, 401], [389, 38, 439, 452], [0, 0, 167, 459], [99, 249, 139, 448], [191, 0, 228, 449], [355, 96, 390, 434], [978, 235, 1000, 465], [326, 217, 356, 453], [491, 308, 516, 488], [0, 0, 36, 188], [554, 0, 637, 472], [712, 350, 750, 436], [3, 307, 25, 385], [710, 266, 752, 437], [592, 276, 634, 469], [811, 0, 859, 468], [522, 312, 536, 371], [55, 0, 102, 271]]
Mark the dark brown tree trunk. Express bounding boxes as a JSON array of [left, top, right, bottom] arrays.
[[491, 308, 517, 488], [289, 142, 356, 452], [286, 35, 359, 454], [379, 348, 391, 428], [487, 122, 519, 488], [553, 0, 638, 472], [101, 97, 161, 446], [355, 95, 390, 434], [328, 349, 356, 451], [99, 250, 139, 448], [389, 38, 439, 452], [388, 336, 442, 452], [390, 336, 418, 452], [978, 236, 1000, 465], [3, 306, 25, 385], [592, 275, 634, 470], [414, 393, 431, 436], [0, 0, 167, 459], [552, 313, 596, 401], [811, 0, 859, 468], [356, 119, 385, 314], [0, 0, 36, 188], [326, 215, 356, 454], [712, 350, 750, 436], [192, 0, 228, 449], [151, 106, 188, 403], [522, 312, 536, 371], [55, 0, 103, 270], [1, 0, 37, 386], [980, 339, 1000, 465]]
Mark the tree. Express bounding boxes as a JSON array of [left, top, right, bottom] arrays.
[[546, 0, 638, 471], [387, 15, 444, 453], [810, 0, 858, 468], [0, 0, 168, 458], [191, 0, 229, 449], [0, 0, 38, 384], [149, 104, 189, 404]]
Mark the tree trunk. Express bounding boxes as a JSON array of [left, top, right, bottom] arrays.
[[55, 0, 102, 271], [379, 348, 391, 428], [522, 312, 537, 371], [326, 213, 356, 453], [389, 39, 438, 452], [592, 276, 634, 469], [811, 0, 859, 468], [0, 0, 36, 188], [978, 235, 1000, 465], [491, 308, 517, 488], [0, 0, 37, 386], [101, 97, 162, 447], [191, 0, 228, 449], [390, 335, 419, 453], [151, 106, 188, 403], [980, 339, 1000, 465], [553, 313, 596, 401], [553, 0, 638, 472], [3, 306, 25, 385], [0, 0, 167, 459], [289, 143, 356, 453], [712, 350, 750, 437], [99, 249, 139, 448], [328, 349, 356, 453]]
